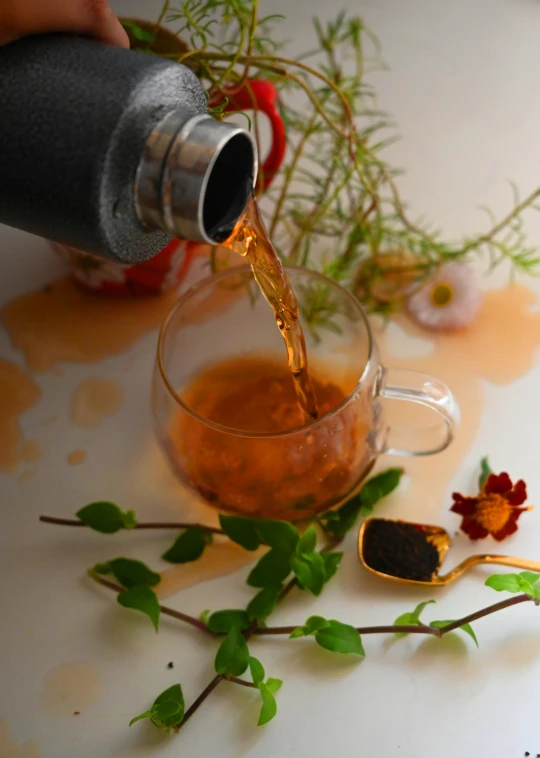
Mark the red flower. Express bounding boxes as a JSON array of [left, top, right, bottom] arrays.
[[451, 472, 532, 541]]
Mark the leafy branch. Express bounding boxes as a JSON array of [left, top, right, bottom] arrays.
[[39, 513, 223, 534], [42, 467, 540, 735]]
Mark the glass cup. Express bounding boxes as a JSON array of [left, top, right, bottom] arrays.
[[152, 266, 459, 521]]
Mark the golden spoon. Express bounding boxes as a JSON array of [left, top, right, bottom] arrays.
[[358, 517, 540, 587]]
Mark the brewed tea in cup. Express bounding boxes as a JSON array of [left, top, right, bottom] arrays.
[[152, 266, 458, 521]]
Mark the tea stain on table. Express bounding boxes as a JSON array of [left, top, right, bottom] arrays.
[[70, 378, 125, 428], [0, 277, 178, 372], [158, 540, 263, 599], [18, 468, 37, 483], [0, 721, 43, 758], [41, 662, 102, 717], [67, 450, 87, 466], [20, 440, 42, 463], [377, 283, 540, 516], [0, 359, 41, 473]]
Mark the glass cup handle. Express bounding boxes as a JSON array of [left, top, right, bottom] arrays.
[[378, 367, 460, 457]]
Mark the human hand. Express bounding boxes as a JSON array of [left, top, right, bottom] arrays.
[[0, 0, 129, 47]]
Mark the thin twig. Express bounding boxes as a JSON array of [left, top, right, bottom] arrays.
[[40, 515, 223, 534], [90, 574, 213, 635], [461, 186, 540, 253], [225, 676, 258, 688], [269, 112, 317, 236], [435, 594, 532, 633], [254, 594, 534, 637], [180, 531, 343, 728], [176, 675, 223, 732]]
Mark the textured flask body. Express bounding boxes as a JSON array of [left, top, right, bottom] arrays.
[[0, 34, 208, 263]]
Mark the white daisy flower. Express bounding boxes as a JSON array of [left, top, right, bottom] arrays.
[[406, 262, 481, 331]]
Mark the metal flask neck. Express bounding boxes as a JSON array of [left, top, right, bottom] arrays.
[[136, 110, 258, 245]]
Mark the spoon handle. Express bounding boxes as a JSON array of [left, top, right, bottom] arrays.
[[477, 555, 540, 572]]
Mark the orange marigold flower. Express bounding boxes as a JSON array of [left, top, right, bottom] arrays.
[[451, 472, 532, 541]]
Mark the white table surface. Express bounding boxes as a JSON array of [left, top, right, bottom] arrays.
[[2, 1, 540, 756]]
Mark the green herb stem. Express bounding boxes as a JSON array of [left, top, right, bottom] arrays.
[[90, 573, 213, 635], [432, 593, 533, 633], [176, 675, 223, 732], [40, 515, 223, 534], [254, 593, 534, 637], [225, 676, 258, 688], [269, 111, 318, 236], [461, 186, 540, 254]]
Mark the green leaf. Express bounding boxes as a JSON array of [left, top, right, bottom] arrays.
[[478, 456, 493, 489], [219, 515, 298, 553], [199, 609, 211, 624], [297, 524, 317, 553], [290, 615, 330, 638], [257, 681, 281, 726], [247, 549, 291, 588], [117, 586, 160, 631], [214, 625, 249, 677], [207, 609, 251, 634], [265, 677, 282, 695], [485, 571, 540, 597], [162, 527, 212, 564], [219, 515, 261, 550], [129, 708, 153, 727], [152, 684, 185, 728], [315, 620, 365, 655], [248, 656, 265, 685], [430, 620, 479, 648], [485, 573, 522, 593], [122, 510, 137, 529], [246, 587, 280, 620], [108, 558, 160, 588], [130, 684, 185, 729], [393, 599, 436, 638], [76, 501, 136, 534], [289, 627, 306, 639], [291, 551, 326, 595], [320, 468, 403, 537], [91, 562, 112, 575], [319, 497, 360, 538], [517, 571, 540, 586], [121, 19, 156, 43], [358, 468, 404, 516], [253, 520, 299, 552], [320, 552, 342, 582]]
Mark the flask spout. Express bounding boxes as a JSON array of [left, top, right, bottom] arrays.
[[136, 112, 258, 244]]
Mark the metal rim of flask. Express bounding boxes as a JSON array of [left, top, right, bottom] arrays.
[[135, 110, 258, 245]]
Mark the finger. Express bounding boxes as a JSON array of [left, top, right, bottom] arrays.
[[0, 0, 130, 47]]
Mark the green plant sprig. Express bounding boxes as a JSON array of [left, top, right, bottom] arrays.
[[39, 512, 223, 535], [42, 467, 540, 735], [124, 1, 540, 320]]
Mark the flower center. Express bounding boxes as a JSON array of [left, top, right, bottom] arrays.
[[475, 494, 512, 533], [430, 283, 453, 307]]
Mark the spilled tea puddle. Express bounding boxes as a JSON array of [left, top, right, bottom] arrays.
[[0, 277, 178, 372], [0, 277, 174, 474], [158, 540, 265, 599], [70, 378, 125, 429], [41, 661, 102, 717], [67, 450, 87, 466], [0, 722, 43, 758], [0, 359, 41, 473]]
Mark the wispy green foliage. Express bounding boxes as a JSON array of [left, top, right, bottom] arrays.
[[156, 0, 540, 324]]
